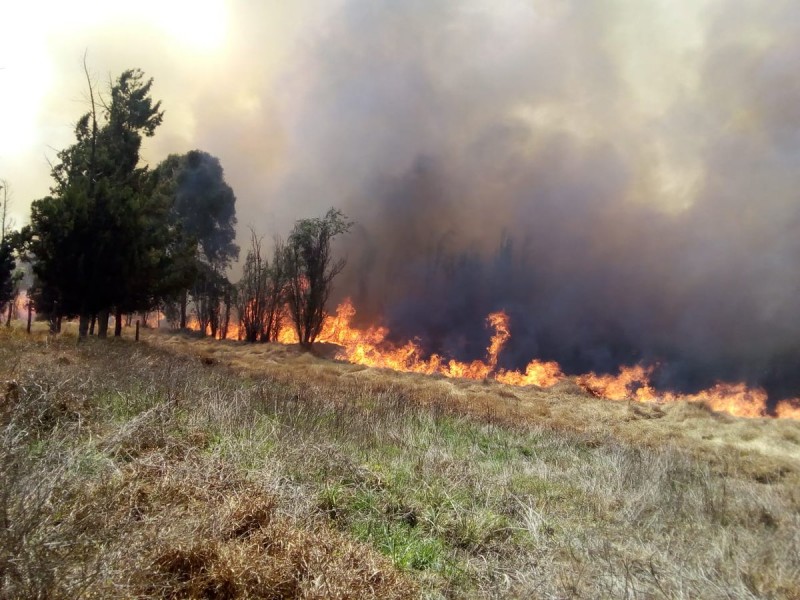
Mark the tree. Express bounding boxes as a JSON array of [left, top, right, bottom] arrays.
[[236, 232, 289, 343], [191, 263, 232, 338], [1, 180, 11, 244], [0, 181, 17, 322], [263, 238, 290, 342], [0, 240, 14, 319], [236, 230, 270, 342], [286, 208, 352, 349], [28, 66, 167, 338], [152, 150, 239, 328]]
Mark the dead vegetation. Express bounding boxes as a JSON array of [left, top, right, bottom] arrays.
[[1, 324, 799, 598], [0, 327, 413, 599]]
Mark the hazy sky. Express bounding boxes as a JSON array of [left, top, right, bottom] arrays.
[[1, 0, 316, 230], [4, 1, 795, 231], [1, 0, 722, 234]]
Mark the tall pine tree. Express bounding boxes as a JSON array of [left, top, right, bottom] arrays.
[[29, 67, 167, 338]]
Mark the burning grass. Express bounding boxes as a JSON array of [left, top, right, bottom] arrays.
[[1, 324, 799, 598]]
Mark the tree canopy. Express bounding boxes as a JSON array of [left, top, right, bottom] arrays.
[[155, 150, 239, 268], [27, 68, 171, 336], [14, 64, 357, 349], [152, 150, 239, 330], [286, 208, 352, 348]]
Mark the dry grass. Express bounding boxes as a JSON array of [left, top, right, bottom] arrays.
[[0, 326, 413, 599], [149, 326, 800, 469], [1, 323, 799, 598]]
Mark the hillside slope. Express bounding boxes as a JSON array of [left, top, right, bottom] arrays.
[[151, 328, 800, 467], [1, 325, 798, 599]]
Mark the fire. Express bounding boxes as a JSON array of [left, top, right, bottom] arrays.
[[675, 383, 769, 419], [775, 401, 800, 419], [184, 314, 242, 340], [182, 297, 799, 420], [573, 364, 799, 419], [486, 312, 510, 370], [295, 299, 798, 420], [13, 291, 34, 319], [301, 301, 564, 387], [496, 360, 564, 388], [312, 304, 517, 380], [577, 365, 657, 402]]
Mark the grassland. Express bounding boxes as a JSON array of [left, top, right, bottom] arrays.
[[1, 324, 799, 599]]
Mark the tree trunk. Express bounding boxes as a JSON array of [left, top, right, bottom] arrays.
[[49, 301, 59, 334], [180, 290, 188, 329], [114, 307, 123, 337], [89, 314, 96, 336], [97, 309, 109, 338], [5, 302, 11, 327], [221, 296, 231, 340], [26, 301, 32, 334], [78, 313, 90, 340], [209, 313, 217, 339]]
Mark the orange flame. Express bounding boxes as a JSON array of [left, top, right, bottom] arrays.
[[574, 365, 800, 419], [577, 365, 657, 402], [496, 360, 565, 388], [181, 298, 800, 420], [309, 303, 518, 381], [185, 314, 242, 340], [305, 300, 800, 420], [775, 400, 800, 419]]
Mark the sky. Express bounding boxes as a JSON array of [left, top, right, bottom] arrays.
[[3, 0, 800, 395], [1, 0, 716, 235], [1, 0, 314, 230]]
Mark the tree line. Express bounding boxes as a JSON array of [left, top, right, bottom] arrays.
[[0, 65, 350, 349]]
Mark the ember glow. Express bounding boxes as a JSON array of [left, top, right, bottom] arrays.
[[272, 300, 800, 420]]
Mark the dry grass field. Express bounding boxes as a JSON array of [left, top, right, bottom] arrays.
[[1, 323, 799, 598]]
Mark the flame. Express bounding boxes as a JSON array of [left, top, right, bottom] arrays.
[[14, 291, 34, 319], [577, 365, 657, 402], [674, 383, 769, 419], [775, 400, 800, 419], [496, 360, 564, 388], [181, 297, 800, 420], [311, 303, 516, 381], [574, 364, 800, 419], [305, 300, 800, 420], [185, 314, 242, 340]]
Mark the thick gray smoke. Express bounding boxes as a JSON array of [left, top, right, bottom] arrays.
[[11, 1, 800, 400], [259, 0, 800, 403]]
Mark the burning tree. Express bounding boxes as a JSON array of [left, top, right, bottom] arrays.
[[286, 208, 352, 349], [191, 263, 234, 339], [236, 231, 289, 343]]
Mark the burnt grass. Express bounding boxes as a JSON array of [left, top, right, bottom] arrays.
[[1, 326, 799, 599]]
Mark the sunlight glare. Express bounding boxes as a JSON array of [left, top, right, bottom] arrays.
[[153, 0, 228, 52]]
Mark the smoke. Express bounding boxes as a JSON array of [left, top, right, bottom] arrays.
[[10, 1, 800, 400], [259, 0, 800, 402]]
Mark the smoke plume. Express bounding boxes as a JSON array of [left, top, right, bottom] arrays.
[[11, 1, 800, 402], [262, 0, 800, 403]]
